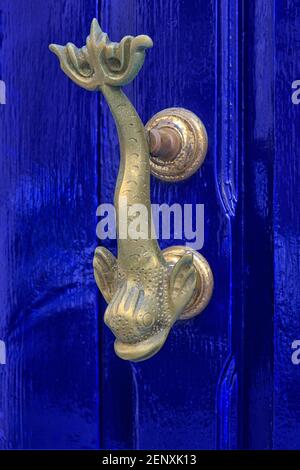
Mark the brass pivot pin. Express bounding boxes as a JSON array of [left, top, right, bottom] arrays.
[[148, 127, 182, 160]]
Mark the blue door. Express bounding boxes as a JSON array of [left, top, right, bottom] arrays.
[[0, 0, 299, 450]]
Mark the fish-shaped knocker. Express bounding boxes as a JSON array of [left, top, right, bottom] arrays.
[[50, 19, 213, 362]]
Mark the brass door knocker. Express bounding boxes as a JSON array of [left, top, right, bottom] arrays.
[[50, 19, 213, 362]]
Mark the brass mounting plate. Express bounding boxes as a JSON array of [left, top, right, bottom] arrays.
[[162, 246, 214, 320], [146, 107, 208, 182]]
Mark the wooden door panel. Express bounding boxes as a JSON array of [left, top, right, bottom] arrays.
[[0, 0, 299, 451], [99, 0, 233, 450], [273, 0, 300, 449], [0, 1, 100, 449]]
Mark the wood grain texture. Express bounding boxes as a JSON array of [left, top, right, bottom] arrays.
[[0, 0, 299, 451], [0, 1, 100, 449], [242, 0, 275, 449], [273, 0, 300, 449], [241, 0, 300, 450]]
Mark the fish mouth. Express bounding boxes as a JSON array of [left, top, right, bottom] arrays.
[[114, 329, 169, 362]]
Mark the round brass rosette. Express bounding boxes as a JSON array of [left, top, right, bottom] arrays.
[[163, 246, 214, 320], [146, 107, 208, 182]]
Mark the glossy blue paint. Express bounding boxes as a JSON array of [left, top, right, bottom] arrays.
[[273, 0, 300, 449], [242, 0, 275, 449], [0, 0, 299, 450], [0, 1, 100, 449], [99, 0, 231, 450]]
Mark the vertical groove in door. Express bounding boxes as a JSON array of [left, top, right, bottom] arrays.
[[214, 0, 243, 450]]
